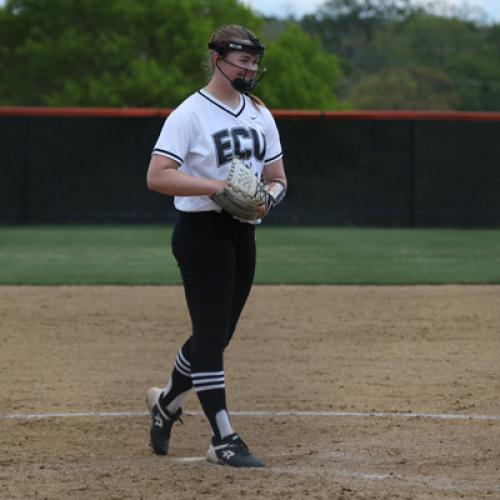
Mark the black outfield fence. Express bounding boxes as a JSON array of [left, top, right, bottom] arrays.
[[1, 107, 500, 226]]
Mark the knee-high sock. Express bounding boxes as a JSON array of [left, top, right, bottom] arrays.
[[159, 339, 192, 414], [191, 369, 234, 441]]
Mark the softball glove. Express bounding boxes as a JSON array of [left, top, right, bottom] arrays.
[[211, 156, 266, 221]]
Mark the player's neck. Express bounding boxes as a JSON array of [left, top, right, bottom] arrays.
[[203, 81, 242, 110]]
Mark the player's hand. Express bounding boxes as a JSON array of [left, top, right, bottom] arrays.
[[255, 202, 267, 219]]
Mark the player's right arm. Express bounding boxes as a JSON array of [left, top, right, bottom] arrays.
[[146, 154, 226, 196]]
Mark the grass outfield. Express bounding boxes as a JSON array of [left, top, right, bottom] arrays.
[[1, 225, 500, 285]]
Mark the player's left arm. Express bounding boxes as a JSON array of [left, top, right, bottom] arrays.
[[258, 158, 287, 217], [263, 158, 287, 188]]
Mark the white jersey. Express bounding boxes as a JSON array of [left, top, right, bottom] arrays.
[[153, 89, 283, 213]]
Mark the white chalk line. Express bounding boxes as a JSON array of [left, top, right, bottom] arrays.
[[1, 409, 500, 421], [272, 464, 500, 493], [168, 456, 206, 464], [2, 410, 498, 495], [1, 435, 498, 494], [5, 452, 497, 494]]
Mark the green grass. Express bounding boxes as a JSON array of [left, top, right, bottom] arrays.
[[1, 225, 500, 285]]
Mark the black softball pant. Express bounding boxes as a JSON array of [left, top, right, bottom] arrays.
[[171, 210, 256, 375]]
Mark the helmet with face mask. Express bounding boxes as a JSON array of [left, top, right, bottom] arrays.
[[208, 32, 266, 93]]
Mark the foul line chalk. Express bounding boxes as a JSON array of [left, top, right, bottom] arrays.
[[1, 410, 500, 422], [167, 456, 206, 464]]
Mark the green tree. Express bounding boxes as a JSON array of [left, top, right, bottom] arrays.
[[0, 0, 261, 106], [300, 0, 500, 110], [350, 65, 459, 109], [369, 13, 500, 110], [301, 0, 415, 76], [258, 23, 343, 109], [0, 0, 343, 109]]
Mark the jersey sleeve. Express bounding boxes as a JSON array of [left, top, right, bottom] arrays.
[[152, 106, 191, 165], [262, 106, 283, 165]]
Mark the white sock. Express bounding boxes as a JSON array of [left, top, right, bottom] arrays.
[[215, 409, 234, 439], [161, 378, 188, 414], [166, 391, 188, 414]]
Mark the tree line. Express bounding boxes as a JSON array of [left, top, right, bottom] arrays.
[[0, 0, 499, 110]]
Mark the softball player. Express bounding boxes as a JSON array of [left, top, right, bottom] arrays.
[[145, 24, 287, 468]]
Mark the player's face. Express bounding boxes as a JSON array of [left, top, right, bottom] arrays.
[[222, 51, 260, 80]]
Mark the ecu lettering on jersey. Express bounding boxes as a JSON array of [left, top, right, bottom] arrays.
[[213, 127, 266, 166], [153, 89, 282, 214]]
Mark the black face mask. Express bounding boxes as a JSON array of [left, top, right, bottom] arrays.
[[215, 58, 267, 93], [208, 38, 267, 93]]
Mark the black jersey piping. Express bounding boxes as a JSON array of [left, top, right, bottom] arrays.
[[153, 148, 184, 163], [264, 152, 283, 164], [197, 90, 246, 117]]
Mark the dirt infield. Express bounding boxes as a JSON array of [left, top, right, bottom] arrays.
[[1, 285, 499, 499]]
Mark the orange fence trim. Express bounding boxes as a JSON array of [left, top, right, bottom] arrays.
[[2, 107, 500, 121]]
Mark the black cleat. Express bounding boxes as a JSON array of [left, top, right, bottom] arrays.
[[145, 387, 183, 455], [207, 433, 265, 468]]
